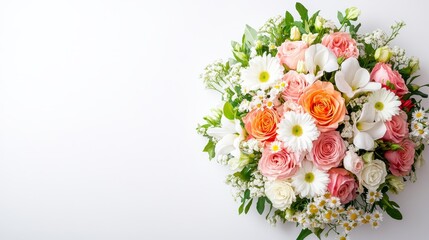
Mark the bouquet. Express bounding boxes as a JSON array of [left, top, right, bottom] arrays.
[[197, 3, 425, 239]]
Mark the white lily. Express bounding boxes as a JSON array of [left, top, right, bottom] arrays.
[[206, 116, 244, 158], [335, 58, 381, 98], [305, 44, 339, 81], [353, 103, 387, 150]]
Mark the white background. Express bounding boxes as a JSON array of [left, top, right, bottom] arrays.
[[0, 0, 428, 239]]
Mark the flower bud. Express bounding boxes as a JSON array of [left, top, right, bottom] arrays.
[[296, 60, 307, 73], [302, 33, 318, 45], [387, 175, 405, 194], [285, 209, 295, 219], [255, 40, 263, 50], [374, 46, 392, 62], [290, 26, 301, 41], [409, 57, 420, 74], [415, 154, 425, 168], [345, 7, 361, 20], [315, 16, 326, 31], [362, 152, 374, 163]]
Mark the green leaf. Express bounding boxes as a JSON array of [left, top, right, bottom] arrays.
[[386, 207, 403, 220], [232, 51, 248, 66], [243, 189, 251, 200], [203, 140, 215, 159], [295, 2, 308, 21], [256, 197, 266, 215], [337, 11, 344, 23], [239, 165, 255, 181], [390, 201, 400, 208], [296, 228, 312, 240], [285, 11, 294, 25], [244, 198, 253, 214], [313, 228, 323, 240], [238, 202, 245, 215], [223, 102, 235, 120], [244, 25, 258, 47]]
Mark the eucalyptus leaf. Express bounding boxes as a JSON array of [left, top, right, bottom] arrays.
[[244, 25, 258, 47], [285, 11, 294, 25]]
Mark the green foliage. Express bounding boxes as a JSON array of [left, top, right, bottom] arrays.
[[223, 101, 235, 120], [295, 2, 309, 22], [244, 24, 258, 48], [378, 193, 403, 220], [256, 197, 266, 215], [296, 228, 313, 240], [203, 139, 216, 160]]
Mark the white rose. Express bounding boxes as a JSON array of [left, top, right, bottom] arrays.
[[387, 175, 405, 194], [359, 160, 387, 191], [265, 180, 296, 210], [343, 151, 364, 174]]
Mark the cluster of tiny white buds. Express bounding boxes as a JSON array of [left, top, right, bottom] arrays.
[[361, 29, 389, 49], [241, 139, 261, 154], [391, 46, 409, 67], [216, 154, 229, 165]]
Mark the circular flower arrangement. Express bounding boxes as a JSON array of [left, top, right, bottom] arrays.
[[197, 3, 426, 239]]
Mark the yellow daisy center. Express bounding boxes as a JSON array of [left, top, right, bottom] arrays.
[[271, 145, 280, 152], [305, 172, 315, 183], [292, 125, 303, 137], [259, 71, 270, 83], [375, 101, 384, 111]]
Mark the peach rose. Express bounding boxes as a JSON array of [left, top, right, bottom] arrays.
[[281, 71, 308, 102], [370, 63, 408, 97], [383, 111, 409, 143], [258, 148, 301, 180], [321, 32, 359, 59], [298, 81, 346, 132], [277, 41, 308, 70], [243, 107, 279, 143], [384, 139, 415, 176], [328, 168, 358, 204], [308, 131, 346, 171]]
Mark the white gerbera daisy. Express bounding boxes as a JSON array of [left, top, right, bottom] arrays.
[[413, 109, 426, 121], [277, 111, 320, 152], [240, 54, 284, 90], [292, 161, 330, 198], [367, 88, 401, 122]]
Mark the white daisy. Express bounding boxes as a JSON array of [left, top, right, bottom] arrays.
[[292, 161, 330, 198], [240, 54, 284, 91], [413, 109, 426, 121], [367, 88, 401, 122], [269, 140, 282, 153], [277, 111, 320, 153]]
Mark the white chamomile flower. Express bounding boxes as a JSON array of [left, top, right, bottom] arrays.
[[241, 54, 284, 91], [367, 88, 401, 122], [292, 161, 330, 198], [269, 141, 282, 153], [337, 234, 349, 240], [277, 111, 320, 152], [412, 121, 423, 131], [413, 109, 426, 120]]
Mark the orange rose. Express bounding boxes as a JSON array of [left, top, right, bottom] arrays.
[[243, 107, 279, 142], [298, 81, 346, 132]]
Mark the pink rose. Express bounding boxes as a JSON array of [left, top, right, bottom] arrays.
[[321, 32, 359, 59], [343, 151, 364, 175], [383, 111, 409, 143], [258, 148, 301, 180], [281, 71, 308, 102], [277, 41, 308, 70], [308, 131, 346, 171], [384, 139, 415, 176], [328, 168, 358, 204], [370, 63, 408, 97]]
